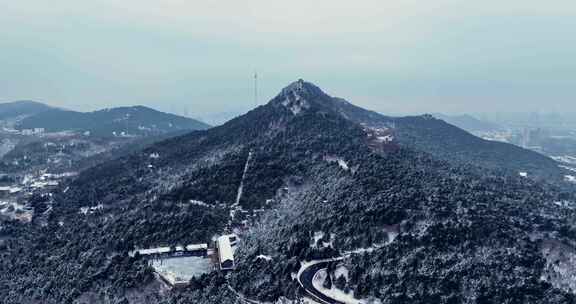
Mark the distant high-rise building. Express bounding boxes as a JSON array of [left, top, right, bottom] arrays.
[[522, 128, 530, 148]]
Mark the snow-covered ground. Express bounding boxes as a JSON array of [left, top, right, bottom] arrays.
[[552, 155, 576, 166], [256, 255, 273, 261], [235, 151, 253, 205], [324, 156, 350, 171], [151, 256, 212, 283], [552, 200, 576, 209], [311, 231, 334, 248], [281, 86, 311, 115], [189, 199, 214, 208], [0, 200, 32, 222], [560, 165, 576, 173], [312, 269, 361, 304], [334, 265, 349, 281], [541, 240, 576, 294], [79, 204, 104, 215], [0, 138, 17, 157], [337, 159, 349, 171], [0, 186, 22, 194], [229, 150, 254, 227], [341, 227, 398, 256], [343, 244, 387, 256], [312, 269, 381, 304], [302, 298, 322, 304]]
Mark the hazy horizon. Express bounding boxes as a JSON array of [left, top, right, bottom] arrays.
[[2, 0, 575, 117]]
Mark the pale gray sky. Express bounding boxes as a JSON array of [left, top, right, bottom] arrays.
[[1, 0, 575, 117]]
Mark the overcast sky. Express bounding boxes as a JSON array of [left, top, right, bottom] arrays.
[[1, 0, 575, 118]]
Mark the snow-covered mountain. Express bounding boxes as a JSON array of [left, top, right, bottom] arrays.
[[16, 105, 210, 137], [0, 100, 53, 121], [2, 80, 576, 304]]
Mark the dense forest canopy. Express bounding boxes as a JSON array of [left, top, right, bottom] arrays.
[[1, 80, 575, 304]]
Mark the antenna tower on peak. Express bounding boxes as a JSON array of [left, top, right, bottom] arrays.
[[254, 72, 258, 107]]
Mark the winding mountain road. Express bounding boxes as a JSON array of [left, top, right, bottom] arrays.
[[298, 261, 345, 304], [297, 242, 390, 303]]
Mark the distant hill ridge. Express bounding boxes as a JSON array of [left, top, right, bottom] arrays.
[[433, 113, 502, 132], [0, 100, 54, 120], [0, 101, 210, 136]]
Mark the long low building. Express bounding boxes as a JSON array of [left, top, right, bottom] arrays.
[[131, 243, 208, 258], [217, 236, 235, 271], [186, 244, 209, 252], [135, 247, 171, 256]]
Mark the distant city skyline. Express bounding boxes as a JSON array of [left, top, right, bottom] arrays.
[[1, 0, 575, 117]]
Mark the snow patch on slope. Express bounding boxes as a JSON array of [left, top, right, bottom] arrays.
[[560, 165, 576, 173], [324, 155, 350, 171], [312, 269, 381, 304], [334, 265, 349, 281], [282, 96, 310, 115], [541, 240, 576, 294], [256, 255, 273, 261], [279, 80, 315, 115], [79, 204, 103, 215], [552, 155, 576, 165], [189, 199, 214, 208], [311, 231, 334, 248]]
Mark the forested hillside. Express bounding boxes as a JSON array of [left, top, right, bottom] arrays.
[[1, 80, 575, 304], [323, 91, 563, 179], [0, 100, 53, 120], [17, 106, 209, 137]]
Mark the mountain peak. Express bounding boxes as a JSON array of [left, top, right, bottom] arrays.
[[280, 79, 326, 97], [273, 79, 331, 115]]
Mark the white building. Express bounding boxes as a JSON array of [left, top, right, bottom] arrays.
[[0, 186, 22, 194], [217, 236, 235, 270], [186, 244, 208, 252], [133, 247, 172, 256], [130, 243, 208, 258]]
